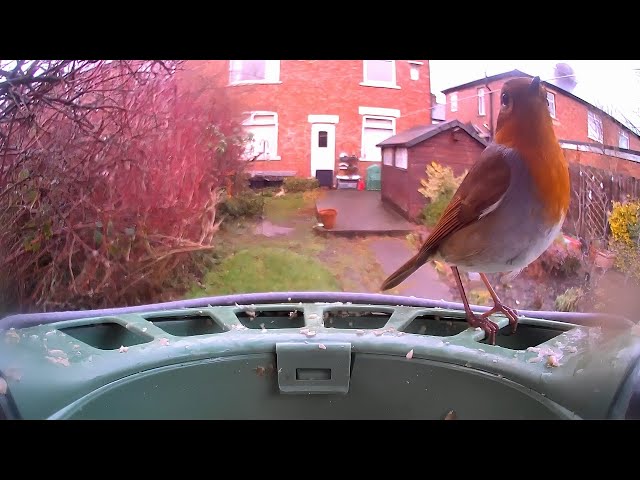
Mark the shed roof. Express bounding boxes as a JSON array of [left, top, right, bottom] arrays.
[[376, 119, 488, 148]]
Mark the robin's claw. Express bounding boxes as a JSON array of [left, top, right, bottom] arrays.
[[466, 313, 499, 345], [481, 302, 520, 334]]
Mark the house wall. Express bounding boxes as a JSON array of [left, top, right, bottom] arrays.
[[382, 130, 486, 221], [444, 79, 640, 151], [180, 60, 431, 178]]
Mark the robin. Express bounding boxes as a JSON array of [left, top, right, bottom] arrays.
[[380, 76, 570, 345]]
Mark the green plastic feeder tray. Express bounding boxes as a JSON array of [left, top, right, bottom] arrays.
[[1, 292, 639, 420]]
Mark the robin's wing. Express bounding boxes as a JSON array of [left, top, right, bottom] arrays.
[[380, 144, 515, 291], [416, 144, 514, 259]]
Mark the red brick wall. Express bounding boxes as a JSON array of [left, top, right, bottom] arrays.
[[179, 60, 431, 177], [382, 130, 486, 221], [444, 80, 640, 150]]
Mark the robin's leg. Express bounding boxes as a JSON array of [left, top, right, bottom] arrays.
[[479, 273, 519, 333], [451, 267, 499, 345]]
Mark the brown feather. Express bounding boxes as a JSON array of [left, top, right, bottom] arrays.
[[380, 145, 512, 291]]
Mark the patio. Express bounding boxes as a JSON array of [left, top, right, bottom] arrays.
[[315, 190, 414, 236]]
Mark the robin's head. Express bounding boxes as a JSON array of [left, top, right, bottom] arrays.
[[496, 76, 552, 134]]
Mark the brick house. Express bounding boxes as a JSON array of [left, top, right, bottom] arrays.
[[440, 69, 640, 178], [180, 60, 431, 185]]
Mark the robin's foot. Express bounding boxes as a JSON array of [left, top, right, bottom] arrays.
[[465, 312, 499, 345], [481, 302, 519, 334]]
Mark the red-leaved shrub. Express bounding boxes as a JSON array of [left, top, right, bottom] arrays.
[[0, 61, 251, 313]]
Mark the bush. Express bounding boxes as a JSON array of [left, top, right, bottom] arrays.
[[555, 287, 584, 312], [418, 162, 467, 201], [0, 61, 252, 313], [421, 194, 453, 227], [283, 177, 319, 193], [608, 200, 640, 281], [218, 191, 265, 219], [526, 233, 582, 279], [418, 162, 466, 227]]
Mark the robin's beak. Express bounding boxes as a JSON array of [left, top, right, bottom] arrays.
[[529, 76, 541, 94]]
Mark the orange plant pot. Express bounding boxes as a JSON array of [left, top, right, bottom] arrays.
[[317, 208, 338, 230]]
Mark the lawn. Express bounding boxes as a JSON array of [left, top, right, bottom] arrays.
[[263, 192, 314, 222], [188, 246, 340, 297], [184, 189, 390, 298]]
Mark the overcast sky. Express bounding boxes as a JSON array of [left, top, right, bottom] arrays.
[[429, 60, 640, 129]]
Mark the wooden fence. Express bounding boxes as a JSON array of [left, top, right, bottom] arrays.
[[564, 163, 640, 244]]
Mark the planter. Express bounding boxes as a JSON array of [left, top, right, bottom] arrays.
[[317, 208, 338, 230]]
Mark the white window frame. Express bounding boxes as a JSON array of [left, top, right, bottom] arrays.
[[478, 88, 485, 116], [241, 111, 280, 161], [361, 60, 400, 89], [619, 130, 630, 149], [588, 111, 603, 143], [450, 93, 458, 112], [382, 147, 394, 166], [547, 92, 556, 118], [229, 60, 281, 85], [408, 61, 422, 81], [395, 147, 408, 169], [361, 115, 396, 162]]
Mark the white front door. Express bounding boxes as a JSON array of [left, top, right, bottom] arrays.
[[310, 123, 336, 177]]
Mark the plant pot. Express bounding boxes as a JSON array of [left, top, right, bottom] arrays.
[[317, 208, 338, 230]]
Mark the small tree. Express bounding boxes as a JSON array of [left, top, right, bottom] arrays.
[[418, 162, 467, 227]]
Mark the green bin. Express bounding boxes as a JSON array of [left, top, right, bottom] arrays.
[[366, 164, 381, 191]]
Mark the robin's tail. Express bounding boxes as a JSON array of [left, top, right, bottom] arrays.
[[380, 248, 435, 291]]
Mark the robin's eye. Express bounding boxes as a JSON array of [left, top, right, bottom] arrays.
[[501, 93, 510, 106]]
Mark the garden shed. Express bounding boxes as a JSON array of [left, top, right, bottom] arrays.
[[377, 119, 487, 221]]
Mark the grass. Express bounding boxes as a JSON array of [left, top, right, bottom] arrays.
[[263, 191, 321, 223], [264, 194, 307, 222], [188, 246, 340, 297], [184, 187, 391, 299]]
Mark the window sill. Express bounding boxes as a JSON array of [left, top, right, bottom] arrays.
[[249, 155, 281, 161], [228, 80, 283, 86], [359, 82, 401, 90]]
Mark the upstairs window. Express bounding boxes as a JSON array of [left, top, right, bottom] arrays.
[[229, 60, 280, 84], [477, 88, 485, 116], [619, 130, 630, 149], [363, 60, 397, 88], [588, 111, 603, 143], [547, 92, 556, 118]]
